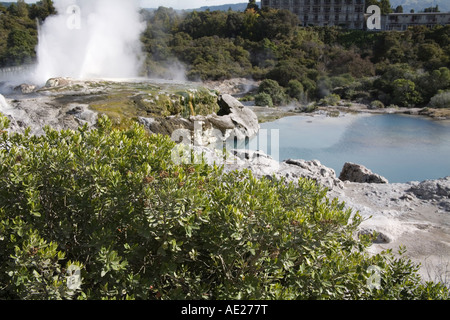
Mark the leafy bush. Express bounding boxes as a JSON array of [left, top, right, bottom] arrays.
[[254, 92, 274, 107], [257, 79, 288, 106], [0, 115, 448, 300], [319, 93, 341, 106], [370, 100, 385, 109], [287, 80, 305, 102], [429, 91, 450, 109], [266, 60, 309, 87], [391, 79, 422, 107]]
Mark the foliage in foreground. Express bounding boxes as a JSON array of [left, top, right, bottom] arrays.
[[0, 115, 448, 300]]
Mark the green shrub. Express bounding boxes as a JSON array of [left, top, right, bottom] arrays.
[[429, 90, 450, 109], [254, 92, 274, 107], [287, 80, 305, 102], [319, 93, 341, 106], [258, 79, 288, 105], [391, 78, 422, 108], [302, 103, 318, 113], [0, 115, 448, 300], [370, 100, 385, 109]]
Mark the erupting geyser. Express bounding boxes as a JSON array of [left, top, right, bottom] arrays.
[[33, 0, 145, 84]]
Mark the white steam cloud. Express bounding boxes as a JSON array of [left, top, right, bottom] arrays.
[[32, 0, 145, 84]]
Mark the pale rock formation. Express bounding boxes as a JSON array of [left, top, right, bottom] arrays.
[[139, 94, 260, 144]]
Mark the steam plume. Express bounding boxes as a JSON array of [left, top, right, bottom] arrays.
[[33, 0, 145, 84]]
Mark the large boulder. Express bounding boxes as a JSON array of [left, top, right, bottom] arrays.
[[222, 156, 344, 190], [284, 159, 344, 190], [14, 83, 36, 94], [138, 116, 193, 138], [339, 162, 388, 184], [139, 94, 260, 144], [45, 77, 71, 88], [210, 94, 259, 140]]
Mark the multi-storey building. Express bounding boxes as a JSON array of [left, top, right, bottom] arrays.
[[261, 0, 366, 29], [382, 12, 450, 31], [261, 0, 450, 30]]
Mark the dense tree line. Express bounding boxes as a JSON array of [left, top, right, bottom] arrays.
[[0, 0, 55, 66], [0, 1, 449, 109], [141, 5, 450, 109]]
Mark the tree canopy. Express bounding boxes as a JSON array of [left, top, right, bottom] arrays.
[[0, 0, 55, 66], [140, 7, 450, 108]]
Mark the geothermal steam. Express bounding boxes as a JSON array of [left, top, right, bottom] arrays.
[[33, 0, 145, 84]]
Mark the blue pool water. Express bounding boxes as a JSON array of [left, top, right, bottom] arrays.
[[252, 113, 450, 183]]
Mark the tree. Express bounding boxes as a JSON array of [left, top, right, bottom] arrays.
[[258, 79, 288, 105], [254, 92, 274, 107], [417, 67, 450, 102], [225, 12, 244, 38], [287, 79, 305, 102], [29, 0, 56, 21], [267, 59, 309, 87], [246, 0, 259, 12], [429, 90, 450, 108], [365, 0, 393, 14], [7, 3, 19, 16], [325, 46, 375, 78], [16, 0, 29, 18], [392, 78, 422, 107], [424, 6, 440, 13], [395, 5, 403, 13], [418, 41, 445, 69], [379, 0, 393, 14], [5, 27, 37, 65]]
